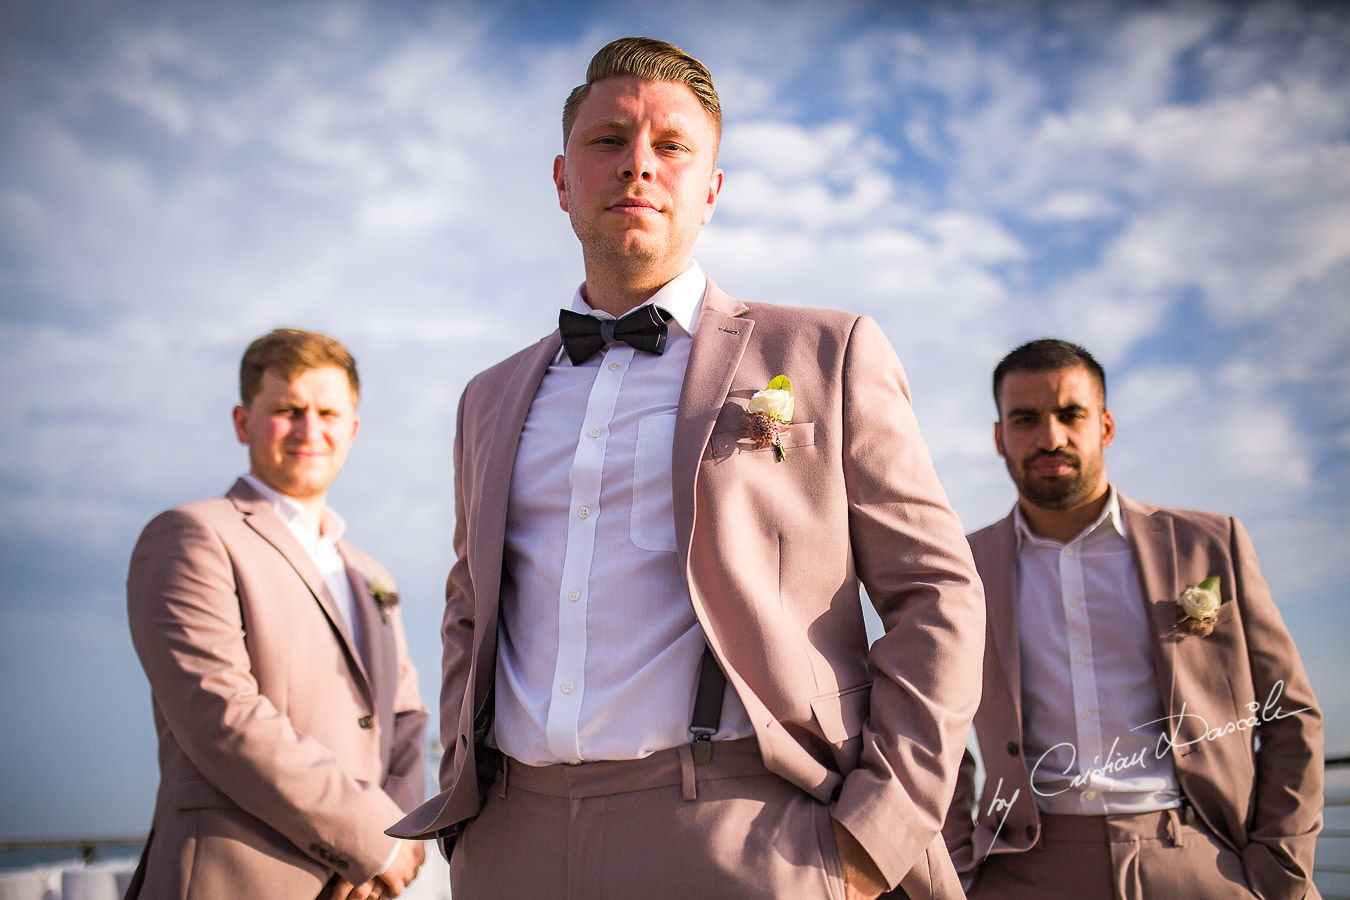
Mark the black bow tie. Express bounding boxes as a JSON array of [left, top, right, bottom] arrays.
[[558, 305, 673, 365]]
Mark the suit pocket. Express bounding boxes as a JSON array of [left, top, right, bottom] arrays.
[[810, 683, 870, 745], [631, 414, 677, 552], [709, 422, 815, 458]]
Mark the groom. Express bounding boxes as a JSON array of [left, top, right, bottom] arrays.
[[392, 37, 985, 899]]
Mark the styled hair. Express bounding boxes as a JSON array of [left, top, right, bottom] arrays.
[[561, 36, 722, 150], [239, 328, 359, 406], [993, 338, 1106, 410]]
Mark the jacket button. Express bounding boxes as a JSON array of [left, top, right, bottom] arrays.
[[358, 715, 374, 729], [1006, 742, 1019, 756]]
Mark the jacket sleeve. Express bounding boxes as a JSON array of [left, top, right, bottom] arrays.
[[1229, 517, 1323, 900], [941, 748, 980, 873], [828, 316, 987, 888], [127, 509, 407, 883]]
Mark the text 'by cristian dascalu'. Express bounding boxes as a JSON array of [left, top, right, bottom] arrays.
[[979, 679, 1309, 859]]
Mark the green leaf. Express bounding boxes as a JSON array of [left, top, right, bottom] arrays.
[[766, 374, 793, 393], [1198, 576, 1221, 594]]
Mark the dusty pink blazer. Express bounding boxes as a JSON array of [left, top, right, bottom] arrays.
[[391, 283, 987, 897], [944, 494, 1323, 900], [127, 479, 427, 898]]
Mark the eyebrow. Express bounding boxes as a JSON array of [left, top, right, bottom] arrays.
[[1006, 403, 1090, 417]]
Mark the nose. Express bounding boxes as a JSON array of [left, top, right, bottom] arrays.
[[619, 143, 654, 182], [293, 409, 321, 440], [1036, 417, 1067, 451]]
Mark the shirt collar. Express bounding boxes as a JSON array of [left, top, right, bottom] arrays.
[[241, 473, 345, 546], [1013, 484, 1125, 550], [568, 260, 706, 340]]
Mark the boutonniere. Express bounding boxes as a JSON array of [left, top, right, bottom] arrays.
[[369, 576, 400, 624], [747, 375, 794, 462], [1178, 576, 1222, 636]]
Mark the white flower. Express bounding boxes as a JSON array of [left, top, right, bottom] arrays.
[[1180, 583, 1220, 620], [1178, 576, 1222, 636], [748, 387, 794, 423]]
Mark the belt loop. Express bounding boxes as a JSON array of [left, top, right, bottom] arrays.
[[498, 756, 509, 799], [1166, 807, 1183, 848], [678, 743, 698, 801]]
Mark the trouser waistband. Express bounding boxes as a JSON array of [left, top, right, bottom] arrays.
[[500, 738, 766, 802]]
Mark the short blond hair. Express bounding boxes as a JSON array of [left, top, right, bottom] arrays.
[[561, 37, 722, 151], [239, 328, 359, 406]]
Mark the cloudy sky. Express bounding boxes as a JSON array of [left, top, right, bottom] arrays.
[[2, 0, 1346, 841]]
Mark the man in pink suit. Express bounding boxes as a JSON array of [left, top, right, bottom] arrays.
[[389, 37, 985, 900], [126, 329, 428, 900], [943, 338, 1323, 899]]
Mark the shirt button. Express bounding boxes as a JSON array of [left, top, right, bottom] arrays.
[[568, 589, 580, 602], [608, 362, 621, 371], [1064, 547, 1076, 558], [1083, 790, 1099, 801], [578, 506, 590, 519], [561, 682, 574, 694], [1068, 597, 1082, 608], [1081, 710, 1093, 720], [588, 427, 601, 438], [1074, 653, 1087, 663]]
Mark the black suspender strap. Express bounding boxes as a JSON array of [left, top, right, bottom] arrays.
[[688, 645, 726, 766]]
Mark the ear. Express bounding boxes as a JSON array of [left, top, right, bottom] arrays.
[[232, 405, 249, 445], [553, 155, 568, 212], [350, 413, 361, 443], [701, 167, 723, 225], [1101, 408, 1115, 449], [994, 420, 1006, 458]]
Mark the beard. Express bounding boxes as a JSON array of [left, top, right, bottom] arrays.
[[1009, 450, 1104, 511]]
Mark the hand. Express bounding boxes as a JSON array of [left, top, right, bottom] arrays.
[[832, 819, 888, 900], [373, 840, 425, 897], [318, 841, 424, 900]]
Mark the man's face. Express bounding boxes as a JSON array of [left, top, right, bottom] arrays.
[[995, 365, 1114, 512], [232, 365, 359, 504], [553, 76, 722, 274]]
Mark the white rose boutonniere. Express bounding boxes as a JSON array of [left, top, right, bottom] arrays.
[[747, 375, 794, 462], [1178, 575, 1222, 636], [369, 576, 400, 624]]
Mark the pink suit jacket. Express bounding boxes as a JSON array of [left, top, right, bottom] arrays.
[[943, 493, 1323, 900], [126, 479, 428, 899], [390, 282, 986, 897]]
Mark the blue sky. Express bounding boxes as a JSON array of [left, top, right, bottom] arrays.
[[2, 0, 1347, 841]]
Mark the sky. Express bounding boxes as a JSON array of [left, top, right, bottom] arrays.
[[1, 0, 1347, 841]]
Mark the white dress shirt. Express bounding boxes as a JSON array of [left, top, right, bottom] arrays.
[[1015, 487, 1182, 814], [241, 473, 362, 661], [494, 262, 753, 766]]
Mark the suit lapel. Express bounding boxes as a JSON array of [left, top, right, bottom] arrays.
[[347, 554, 394, 720], [228, 480, 373, 701], [982, 516, 1024, 718], [671, 283, 752, 549], [1122, 497, 1180, 719], [471, 335, 560, 629]]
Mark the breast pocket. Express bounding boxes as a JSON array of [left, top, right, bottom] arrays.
[[631, 414, 677, 552]]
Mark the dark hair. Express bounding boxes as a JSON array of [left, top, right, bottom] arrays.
[[561, 36, 722, 151], [993, 338, 1106, 409], [239, 328, 359, 406]]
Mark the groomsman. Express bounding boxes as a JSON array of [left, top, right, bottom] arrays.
[[391, 37, 985, 899], [127, 329, 428, 900], [944, 338, 1323, 899]]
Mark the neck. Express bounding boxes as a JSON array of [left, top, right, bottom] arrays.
[[1018, 487, 1110, 543], [580, 257, 688, 317]]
